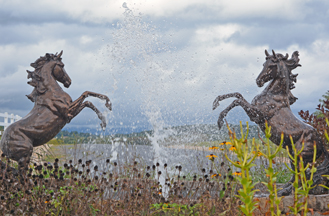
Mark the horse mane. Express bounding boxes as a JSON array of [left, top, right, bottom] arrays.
[[266, 50, 301, 105], [26, 52, 62, 102]]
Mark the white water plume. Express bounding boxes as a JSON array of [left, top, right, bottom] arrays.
[[110, 3, 177, 192]]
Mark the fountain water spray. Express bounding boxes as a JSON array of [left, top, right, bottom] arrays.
[[110, 3, 177, 193]]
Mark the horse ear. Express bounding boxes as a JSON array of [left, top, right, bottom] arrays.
[[57, 50, 63, 58], [265, 50, 270, 57], [272, 50, 277, 58], [291, 51, 299, 60]]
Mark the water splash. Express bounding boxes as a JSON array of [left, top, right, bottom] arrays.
[[110, 3, 175, 191]]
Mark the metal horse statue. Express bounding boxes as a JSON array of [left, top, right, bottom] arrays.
[[0, 51, 111, 172], [213, 50, 329, 196]]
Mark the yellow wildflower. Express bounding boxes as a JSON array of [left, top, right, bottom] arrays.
[[206, 154, 218, 161], [236, 161, 241, 165], [220, 148, 225, 151], [229, 146, 236, 151], [211, 174, 221, 178], [219, 141, 232, 145], [209, 146, 219, 150], [232, 172, 242, 176], [253, 151, 264, 157]]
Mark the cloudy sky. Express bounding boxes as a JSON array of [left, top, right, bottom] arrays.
[[1, 0, 329, 134]]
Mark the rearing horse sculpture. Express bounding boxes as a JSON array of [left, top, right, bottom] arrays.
[[213, 50, 329, 196], [0, 51, 112, 171]]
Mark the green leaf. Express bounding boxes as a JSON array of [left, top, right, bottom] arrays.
[[241, 178, 248, 185]]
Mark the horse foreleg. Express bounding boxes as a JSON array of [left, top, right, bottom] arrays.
[[68, 101, 107, 129], [69, 91, 112, 112], [213, 92, 243, 110], [216, 98, 262, 130]]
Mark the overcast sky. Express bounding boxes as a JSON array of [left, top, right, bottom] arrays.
[[1, 0, 329, 134]]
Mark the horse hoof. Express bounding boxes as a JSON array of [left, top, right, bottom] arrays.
[[105, 103, 112, 111], [100, 122, 106, 130], [218, 120, 224, 131], [213, 98, 220, 110]]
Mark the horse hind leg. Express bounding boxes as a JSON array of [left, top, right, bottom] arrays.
[[69, 101, 107, 130], [1, 140, 33, 181]]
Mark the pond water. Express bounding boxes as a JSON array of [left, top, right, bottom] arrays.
[[51, 143, 287, 178]]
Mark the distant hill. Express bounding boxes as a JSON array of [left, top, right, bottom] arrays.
[[56, 123, 265, 145]]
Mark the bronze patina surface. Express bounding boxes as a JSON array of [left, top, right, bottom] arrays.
[[213, 50, 329, 196], [0, 51, 111, 171]]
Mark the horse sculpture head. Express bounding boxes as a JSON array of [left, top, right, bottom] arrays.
[[256, 50, 301, 104], [26, 51, 71, 101], [257, 50, 301, 88]]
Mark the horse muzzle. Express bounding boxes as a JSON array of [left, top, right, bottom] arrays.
[[64, 80, 71, 88], [256, 79, 264, 87]]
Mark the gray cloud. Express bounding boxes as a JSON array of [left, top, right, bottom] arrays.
[[0, 1, 328, 134]]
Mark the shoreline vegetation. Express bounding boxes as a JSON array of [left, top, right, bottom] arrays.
[[0, 120, 327, 214], [0, 121, 325, 215]]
